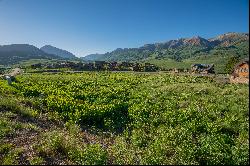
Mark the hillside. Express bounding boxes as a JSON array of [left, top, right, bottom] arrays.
[[81, 53, 104, 61], [83, 32, 249, 71], [0, 44, 60, 65], [40, 45, 76, 59]]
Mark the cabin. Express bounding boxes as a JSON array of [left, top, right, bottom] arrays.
[[191, 64, 215, 74], [230, 59, 249, 84]]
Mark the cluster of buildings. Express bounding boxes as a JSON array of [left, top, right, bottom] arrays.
[[190, 60, 249, 84], [1, 59, 248, 84], [31, 61, 159, 72], [29, 58, 249, 84]]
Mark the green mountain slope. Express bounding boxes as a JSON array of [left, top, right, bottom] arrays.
[[85, 33, 248, 58], [40, 45, 76, 59], [82, 32, 248, 73], [0, 44, 60, 65]]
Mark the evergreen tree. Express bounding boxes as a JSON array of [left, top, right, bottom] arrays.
[[225, 55, 240, 74]]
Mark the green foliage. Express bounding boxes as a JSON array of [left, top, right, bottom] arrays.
[[0, 146, 24, 165], [36, 130, 66, 156], [29, 156, 44, 165], [0, 143, 13, 155], [0, 95, 39, 120], [225, 55, 240, 74], [0, 119, 15, 138], [4, 72, 249, 165], [0, 118, 23, 138], [68, 144, 107, 165], [108, 80, 249, 165], [0, 80, 18, 95], [36, 129, 108, 165]]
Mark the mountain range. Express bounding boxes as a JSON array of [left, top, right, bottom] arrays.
[[82, 32, 249, 62], [0, 32, 248, 73], [0, 44, 77, 65]]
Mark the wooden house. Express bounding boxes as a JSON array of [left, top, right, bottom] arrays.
[[230, 59, 249, 84]]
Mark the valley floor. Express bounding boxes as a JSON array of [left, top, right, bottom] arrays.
[[0, 72, 249, 165]]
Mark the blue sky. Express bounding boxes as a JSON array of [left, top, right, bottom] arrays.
[[0, 0, 248, 57]]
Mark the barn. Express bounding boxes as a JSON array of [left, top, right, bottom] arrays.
[[230, 59, 249, 84]]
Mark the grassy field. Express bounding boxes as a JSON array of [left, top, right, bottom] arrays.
[[0, 72, 249, 165]]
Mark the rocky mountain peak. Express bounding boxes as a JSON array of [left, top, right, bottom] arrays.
[[183, 36, 210, 46], [211, 32, 249, 41], [208, 32, 249, 47]]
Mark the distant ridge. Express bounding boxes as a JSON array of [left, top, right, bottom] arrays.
[[0, 44, 60, 65], [0, 32, 248, 68], [41, 45, 76, 59]]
